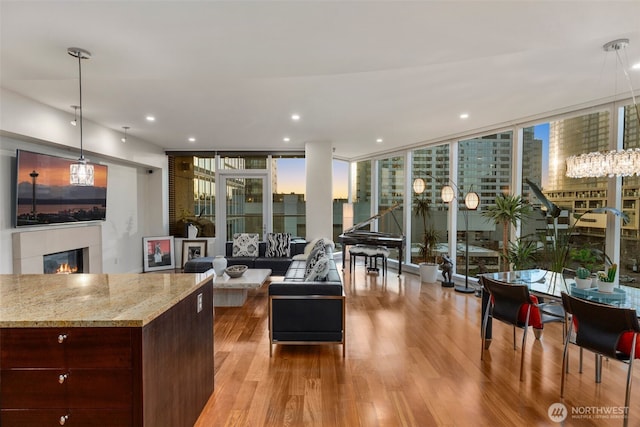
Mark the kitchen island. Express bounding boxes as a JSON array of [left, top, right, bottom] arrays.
[[0, 272, 215, 427]]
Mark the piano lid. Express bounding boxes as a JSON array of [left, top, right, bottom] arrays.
[[343, 202, 402, 234]]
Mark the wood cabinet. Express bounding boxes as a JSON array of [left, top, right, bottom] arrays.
[[0, 277, 214, 427], [1, 327, 138, 426]]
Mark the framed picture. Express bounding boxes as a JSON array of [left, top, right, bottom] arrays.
[[143, 236, 175, 272], [182, 240, 208, 268]]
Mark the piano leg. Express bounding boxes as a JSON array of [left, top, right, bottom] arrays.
[[342, 245, 347, 271]]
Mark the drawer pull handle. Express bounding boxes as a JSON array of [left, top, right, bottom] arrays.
[[58, 373, 68, 384], [57, 334, 67, 344], [59, 414, 69, 425]]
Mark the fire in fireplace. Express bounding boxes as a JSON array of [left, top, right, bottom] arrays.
[[43, 249, 84, 274]]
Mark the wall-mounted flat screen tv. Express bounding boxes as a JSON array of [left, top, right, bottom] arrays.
[[15, 149, 108, 226]]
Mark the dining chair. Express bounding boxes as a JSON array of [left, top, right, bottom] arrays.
[[480, 276, 546, 381], [560, 292, 640, 427]]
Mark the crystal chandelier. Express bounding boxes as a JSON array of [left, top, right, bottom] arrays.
[[566, 149, 640, 178], [565, 39, 640, 179]]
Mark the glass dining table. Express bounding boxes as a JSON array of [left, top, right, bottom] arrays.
[[479, 269, 640, 344]]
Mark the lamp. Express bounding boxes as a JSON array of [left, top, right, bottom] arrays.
[[121, 126, 130, 143], [70, 105, 79, 126], [448, 184, 480, 294], [413, 177, 480, 293], [413, 177, 426, 194], [68, 47, 94, 186], [565, 39, 640, 178]]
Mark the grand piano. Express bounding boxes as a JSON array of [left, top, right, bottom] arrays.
[[339, 202, 406, 275]]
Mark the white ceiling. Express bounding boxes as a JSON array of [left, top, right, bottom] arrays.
[[2, 1, 640, 160]]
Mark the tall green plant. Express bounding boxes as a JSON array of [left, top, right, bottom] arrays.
[[482, 194, 532, 271], [525, 178, 628, 292], [505, 238, 539, 271], [414, 196, 438, 263]]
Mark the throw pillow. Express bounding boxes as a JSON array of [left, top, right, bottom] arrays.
[[232, 233, 259, 257], [304, 252, 330, 281], [266, 233, 291, 257], [305, 244, 327, 277], [304, 237, 334, 256]]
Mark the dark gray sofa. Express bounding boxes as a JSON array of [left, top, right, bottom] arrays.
[[268, 247, 345, 356], [225, 239, 306, 276], [184, 239, 306, 275]]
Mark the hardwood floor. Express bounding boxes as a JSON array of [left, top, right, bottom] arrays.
[[195, 262, 640, 426]]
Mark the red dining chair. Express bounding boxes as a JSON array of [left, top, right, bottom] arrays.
[[481, 276, 546, 381], [560, 292, 640, 427]]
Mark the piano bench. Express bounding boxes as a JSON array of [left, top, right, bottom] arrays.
[[349, 245, 390, 276]]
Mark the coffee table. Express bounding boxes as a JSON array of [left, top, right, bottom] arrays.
[[213, 268, 271, 307]]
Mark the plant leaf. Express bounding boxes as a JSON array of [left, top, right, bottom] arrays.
[[524, 178, 562, 218], [577, 207, 630, 225]]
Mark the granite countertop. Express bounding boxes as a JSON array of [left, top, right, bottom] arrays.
[[0, 271, 214, 328]]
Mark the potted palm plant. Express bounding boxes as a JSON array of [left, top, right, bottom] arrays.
[[482, 194, 532, 272], [414, 195, 440, 282]]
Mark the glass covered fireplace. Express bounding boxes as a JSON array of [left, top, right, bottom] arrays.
[[43, 248, 84, 274]]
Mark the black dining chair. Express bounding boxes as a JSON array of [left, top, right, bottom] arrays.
[[481, 276, 547, 381], [560, 292, 640, 427]]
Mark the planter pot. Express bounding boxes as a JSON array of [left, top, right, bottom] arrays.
[[574, 277, 593, 289], [419, 263, 439, 283], [597, 280, 616, 293]]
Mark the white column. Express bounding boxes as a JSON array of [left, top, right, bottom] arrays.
[[305, 141, 333, 240]]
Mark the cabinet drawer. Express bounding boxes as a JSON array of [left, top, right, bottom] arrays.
[[1, 328, 132, 368], [1, 370, 67, 408], [2, 369, 132, 409], [1, 329, 66, 367], [1, 408, 133, 427]]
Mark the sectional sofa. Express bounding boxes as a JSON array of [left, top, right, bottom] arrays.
[[267, 240, 345, 356]]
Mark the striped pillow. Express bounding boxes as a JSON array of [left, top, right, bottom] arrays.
[[266, 233, 291, 257]]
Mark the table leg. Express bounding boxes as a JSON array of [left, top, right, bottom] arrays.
[[481, 288, 492, 349]]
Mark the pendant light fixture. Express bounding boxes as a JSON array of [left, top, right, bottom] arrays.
[[565, 39, 640, 178], [121, 126, 129, 143], [68, 47, 94, 186], [70, 105, 79, 126]]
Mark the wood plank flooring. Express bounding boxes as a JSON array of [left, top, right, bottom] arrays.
[[195, 262, 640, 426]]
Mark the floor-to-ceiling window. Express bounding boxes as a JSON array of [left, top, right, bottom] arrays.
[[620, 103, 640, 284], [456, 132, 513, 276], [353, 160, 372, 227], [332, 159, 349, 250], [168, 155, 216, 237], [377, 155, 404, 262], [522, 110, 611, 278], [273, 156, 306, 238], [410, 145, 449, 264]]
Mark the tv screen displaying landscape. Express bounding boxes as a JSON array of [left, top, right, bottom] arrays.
[[15, 149, 108, 226]]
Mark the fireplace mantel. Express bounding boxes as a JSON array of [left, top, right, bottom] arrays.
[[12, 224, 102, 274]]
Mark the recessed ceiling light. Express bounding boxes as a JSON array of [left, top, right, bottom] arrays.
[[146, 115, 155, 122], [460, 113, 469, 119], [376, 138, 383, 143], [283, 137, 290, 142], [632, 62, 640, 70], [291, 114, 301, 121], [188, 137, 196, 142]]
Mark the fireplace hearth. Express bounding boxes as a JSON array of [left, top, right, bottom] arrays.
[[43, 248, 84, 274]]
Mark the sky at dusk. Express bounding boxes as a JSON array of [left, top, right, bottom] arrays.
[[276, 158, 348, 199], [17, 150, 107, 187]]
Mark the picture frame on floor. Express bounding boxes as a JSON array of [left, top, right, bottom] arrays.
[[143, 236, 175, 272], [182, 240, 207, 268]]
